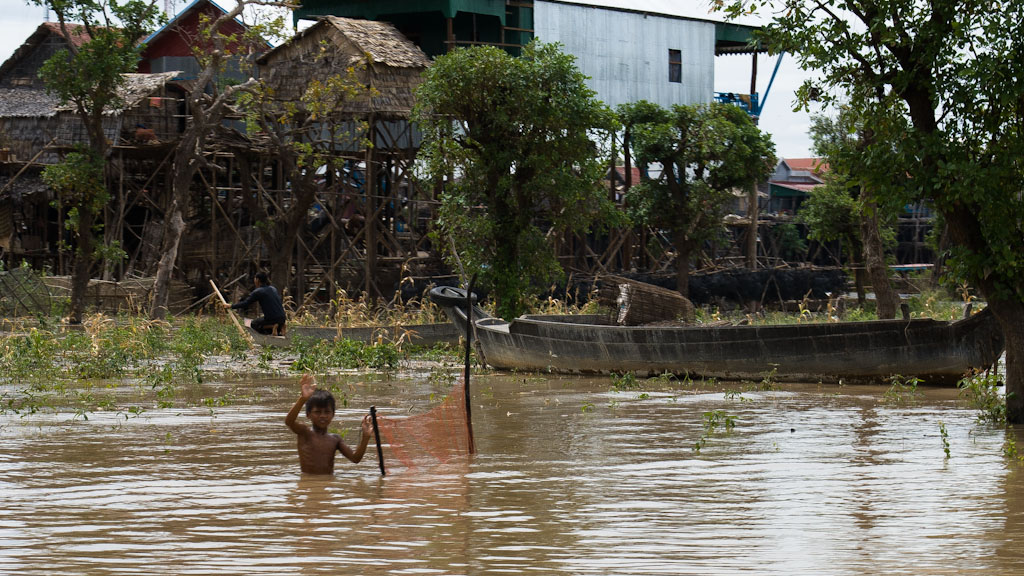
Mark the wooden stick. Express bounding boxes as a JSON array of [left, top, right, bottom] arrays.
[[370, 406, 386, 476], [464, 273, 476, 455], [209, 279, 254, 346]]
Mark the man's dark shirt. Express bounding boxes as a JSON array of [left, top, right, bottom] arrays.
[[231, 285, 285, 322]]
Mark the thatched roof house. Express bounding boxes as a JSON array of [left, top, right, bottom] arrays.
[[257, 16, 431, 118], [0, 22, 93, 90], [0, 71, 184, 165]]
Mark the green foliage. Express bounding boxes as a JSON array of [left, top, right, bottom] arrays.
[[798, 177, 859, 247], [939, 421, 951, 459], [288, 336, 400, 374], [611, 372, 640, 392], [694, 409, 737, 453], [42, 148, 105, 210], [959, 370, 1007, 425], [37, 0, 162, 120], [800, 111, 901, 271], [414, 40, 620, 319], [769, 222, 807, 262], [620, 101, 776, 288], [718, 0, 1024, 420], [883, 375, 921, 405]]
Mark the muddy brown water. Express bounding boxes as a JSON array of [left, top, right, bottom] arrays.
[[2, 371, 1024, 575]]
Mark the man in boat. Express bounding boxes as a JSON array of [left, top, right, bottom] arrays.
[[226, 272, 286, 335], [285, 374, 372, 474]]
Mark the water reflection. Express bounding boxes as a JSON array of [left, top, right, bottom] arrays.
[[1, 374, 1022, 574]]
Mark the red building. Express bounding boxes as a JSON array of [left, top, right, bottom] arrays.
[[138, 0, 270, 81]]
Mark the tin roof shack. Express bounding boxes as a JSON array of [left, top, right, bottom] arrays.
[[202, 16, 435, 301], [138, 0, 270, 82]]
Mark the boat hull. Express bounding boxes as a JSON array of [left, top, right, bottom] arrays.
[[430, 286, 1004, 385]]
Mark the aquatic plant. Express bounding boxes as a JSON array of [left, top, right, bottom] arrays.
[[939, 421, 951, 459], [883, 375, 922, 405], [1003, 433, 1024, 464], [760, 367, 779, 391], [694, 409, 737, 453], [611, 372, 640, 392], [723, 389, 751, 402], [959, 369, 1006, 425], [288, 335, 400, 373]]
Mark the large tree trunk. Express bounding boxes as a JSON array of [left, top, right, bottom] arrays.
[[68, 204, 95, 323], [150, 153, 196, 319], [944, 207, 1021, 421], [66, 115, 108, 323], [150, 206, 186, 320], [860, 192, 898, 319], [987, 298, 1024, 423]]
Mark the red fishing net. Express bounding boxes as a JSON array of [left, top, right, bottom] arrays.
[[374, 377, 472, 473]]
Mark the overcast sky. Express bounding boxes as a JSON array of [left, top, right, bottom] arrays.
[[0, 0, 818, 158]]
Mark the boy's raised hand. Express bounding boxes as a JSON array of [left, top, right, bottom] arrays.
[[360, 414, 373, 437], [300, 374, 316, 400]]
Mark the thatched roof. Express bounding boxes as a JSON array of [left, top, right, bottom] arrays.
[[322, 16, 432, 69], [257, 17, 429, 116], [259, 16, 431, 70], [49, 71, 182, 116], [0, 172, 50, 200], [0, 88, 59, 117], [0, 23, 94, 83]]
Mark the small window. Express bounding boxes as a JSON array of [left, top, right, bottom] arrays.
[[668, 49, 682, 83]]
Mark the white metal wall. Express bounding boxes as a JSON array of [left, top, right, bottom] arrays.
[[534, 2, 716, 109]]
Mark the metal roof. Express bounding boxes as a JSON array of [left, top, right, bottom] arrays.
[[540, 0, 764, 27]]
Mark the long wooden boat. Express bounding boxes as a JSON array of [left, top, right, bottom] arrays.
[[429, 286, 1005, 385]]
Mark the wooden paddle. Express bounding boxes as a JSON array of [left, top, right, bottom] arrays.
[[209, 279, 254, 346]]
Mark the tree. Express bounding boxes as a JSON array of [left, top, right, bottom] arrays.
[[721, 0, 1024, 420], [36, 0, 162, 322], [804, 110, 900, 315], [623, 101, 776, 298], [149, 2, 287, 319], [233, 64, 375, 296], [413, 41, 619, 320]]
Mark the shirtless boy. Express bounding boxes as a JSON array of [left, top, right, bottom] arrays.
[[285, 374, 372, 474]]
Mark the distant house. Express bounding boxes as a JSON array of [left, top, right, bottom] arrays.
[[608, 165, 642, 202], [257, 15, 432, 149], [767, 157, 829, 214], [0, 21, 185, 265], [0, 22, 93, 90], [0, 22, 91, 163], [138, 0, 270, 82]]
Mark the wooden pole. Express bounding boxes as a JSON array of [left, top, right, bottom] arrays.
[[209, 279, 254, 346], [464, 274, 477, 454], [370, 406, 385, 476]]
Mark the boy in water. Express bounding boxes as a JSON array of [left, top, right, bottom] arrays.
[[285, 374, 373, 474]]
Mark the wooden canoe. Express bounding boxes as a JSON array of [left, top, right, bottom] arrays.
[[429, 286, 1004, 385]]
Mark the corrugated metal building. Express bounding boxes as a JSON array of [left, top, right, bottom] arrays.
[[292, 0, 761, 110], [534, 1, 715, 108]]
